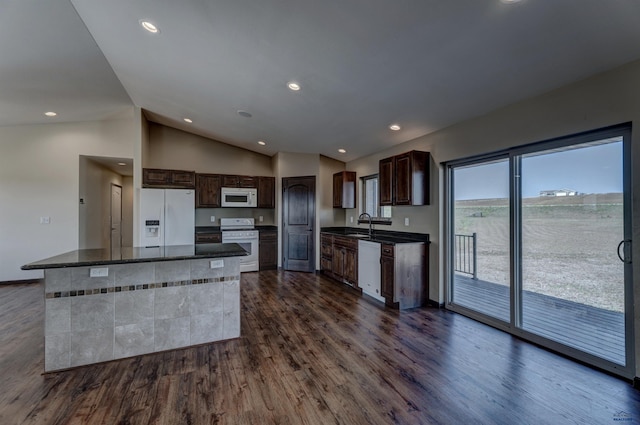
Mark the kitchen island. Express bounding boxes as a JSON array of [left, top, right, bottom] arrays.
[[22, 244, 247, 372]]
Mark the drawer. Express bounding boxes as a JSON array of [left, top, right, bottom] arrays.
[[195, 233, 221, 243], [333, 236, 357, 250], [381, 243, 394, 257], [259, 231, 277, 241]]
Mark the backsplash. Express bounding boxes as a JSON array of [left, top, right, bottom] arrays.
[[195, 208, 276, 226]]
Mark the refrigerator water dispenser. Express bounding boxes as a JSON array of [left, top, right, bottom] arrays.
[[145, 220, 160, 239]]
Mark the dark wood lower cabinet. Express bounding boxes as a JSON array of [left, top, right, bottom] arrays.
[[259, 230, 278, 270], [380, 244, 397, 308], [344, 247, 357, 286], [321, 233, 358, 288], [321, 232, 426, 308], [195, 232, 221, 244], [380, 242, 427, 309]]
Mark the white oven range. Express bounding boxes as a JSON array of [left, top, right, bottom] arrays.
[[220, 218, 259, 272]]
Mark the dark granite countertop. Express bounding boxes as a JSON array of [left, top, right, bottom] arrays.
[[256, 225, 277, 231], [21, 243, 248, 270], [320, 227, 429, 244]]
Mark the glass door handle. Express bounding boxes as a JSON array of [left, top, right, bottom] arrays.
[[617, 239, 632, 264]]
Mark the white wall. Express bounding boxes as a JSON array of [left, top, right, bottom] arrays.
[[78, 157, 124, 249], [121, 176, 134, 247], [146, 123, 273, 176], [319, 155, 347, 228], [273, 152, 319, 268], [348, 58, 640, 376], [0, 109, 138, 281]]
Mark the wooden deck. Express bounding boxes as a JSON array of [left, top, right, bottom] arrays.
[[453, 274, 626, 365], [1, 272, 639, 424]]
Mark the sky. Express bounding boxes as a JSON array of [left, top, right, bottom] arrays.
[[454, 140, 623, 200]]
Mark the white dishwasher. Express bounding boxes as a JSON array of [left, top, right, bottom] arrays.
[[358, 240, 385, 303]]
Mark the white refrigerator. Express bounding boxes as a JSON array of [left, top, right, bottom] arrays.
[[138, 188, 195, 247]]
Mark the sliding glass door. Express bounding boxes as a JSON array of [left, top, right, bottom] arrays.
[[519, 140, 627, 365], [451, 159, 511, 322], [447, 125, 633, 377]]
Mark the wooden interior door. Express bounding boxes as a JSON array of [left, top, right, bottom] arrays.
[[282, 176, 316, 272]]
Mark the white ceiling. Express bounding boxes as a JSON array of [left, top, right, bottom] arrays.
[[3, 1, 640, 162]]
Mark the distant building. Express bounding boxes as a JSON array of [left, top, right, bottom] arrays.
[[539, 189, 577, 197]]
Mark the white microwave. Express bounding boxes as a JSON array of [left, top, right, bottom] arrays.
[[221, 187, 257, 207]]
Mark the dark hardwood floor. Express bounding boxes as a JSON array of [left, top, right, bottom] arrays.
[[1, 271, 639, 424]]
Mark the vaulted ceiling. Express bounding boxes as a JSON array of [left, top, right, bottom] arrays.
[[3, 0, 640, 161]]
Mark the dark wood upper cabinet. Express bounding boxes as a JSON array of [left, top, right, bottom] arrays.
[[143, 168, 195, 189], [221, 175, 240, 187], [257, 176, 275, 208], [220, 175, 257, 188], [379, 150, 430, 206], [196, 174, 222, 208], [239, 176, 257, 188], [333, 171, 356, 208], [379, 157, 394, 206]]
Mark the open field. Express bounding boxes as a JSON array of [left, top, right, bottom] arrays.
[[454, 193, 624, 312]]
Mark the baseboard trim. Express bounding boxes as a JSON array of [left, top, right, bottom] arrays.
[[427, 300, 445, 308], [0, 278, 42, 285]]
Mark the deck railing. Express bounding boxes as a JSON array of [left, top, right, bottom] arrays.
[[454, 233, 477, 279]]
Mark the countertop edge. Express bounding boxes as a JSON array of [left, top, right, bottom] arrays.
[[320, 227, 429, 244], [21, 244, 248, 270]]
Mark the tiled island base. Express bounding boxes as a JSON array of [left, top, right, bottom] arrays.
[[43, 258, 240, 372]]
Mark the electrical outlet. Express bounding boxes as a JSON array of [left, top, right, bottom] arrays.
[[210, 259, 224, 269], [210, 215, 216, 223], [259, 215, 264, 222], [404, 217, 410, 226], [350, 216, 354, 223], [40, 216, 50, 224], [89, 267, 109, 277]]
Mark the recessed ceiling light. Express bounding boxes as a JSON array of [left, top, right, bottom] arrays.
[[338, 148, 346, 154], [44, 111, 57, 117], [237, 110, 252, 118], [140, 20, 159, 33], [117, 162, 127, 166], [287, 82, 301, 91], [183, 118, 193, 123], [389, 124, 401, 131], [257, 140, 266, 146]]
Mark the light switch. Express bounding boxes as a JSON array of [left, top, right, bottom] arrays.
[[40, 217, 50, 224], [210, 259, 224, 269]]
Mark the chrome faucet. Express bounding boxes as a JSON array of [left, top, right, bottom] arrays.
[[358, 212, 372, 237]]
